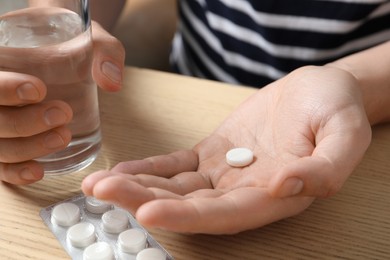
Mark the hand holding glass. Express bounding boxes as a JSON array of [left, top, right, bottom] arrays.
[[0, 0, 100, 175]]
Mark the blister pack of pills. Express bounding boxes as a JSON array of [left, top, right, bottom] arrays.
[[40, 194, 174, 260]]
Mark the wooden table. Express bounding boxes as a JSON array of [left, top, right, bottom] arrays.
[[1, 67, 389, 259]]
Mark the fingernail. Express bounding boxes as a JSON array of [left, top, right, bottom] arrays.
[[17, 83, 40, 101], [44, 132, 66, 149], [20, 168, 37, 181], [44, 108, 68, 126], [278, 177, 304, 197], [102, 61, 122, 84]]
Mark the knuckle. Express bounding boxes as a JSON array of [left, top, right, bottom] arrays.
[[321, 180, 342, 198], [12, 116, 36, 138], [12, 115, 25, 137], [2, 107, 37, 138], [0, 146, 23, 163], [113, 162, 128, 172]]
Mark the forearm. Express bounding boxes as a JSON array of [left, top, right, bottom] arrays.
[[327, 41, 390, 126], [90, 0, 127, 31]]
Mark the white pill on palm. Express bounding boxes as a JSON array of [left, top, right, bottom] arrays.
[[226, 147, 254, 167]]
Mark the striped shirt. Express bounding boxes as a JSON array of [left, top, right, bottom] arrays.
[[170, 0, 390, 87]]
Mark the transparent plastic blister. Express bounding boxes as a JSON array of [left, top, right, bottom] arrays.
[[40, 194, 174, 260]]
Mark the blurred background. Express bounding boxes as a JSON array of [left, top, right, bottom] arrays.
[[112, 0, 177, 72]]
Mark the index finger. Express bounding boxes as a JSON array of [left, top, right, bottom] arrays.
[[112, 149, 199, 178], [82, 168, 211, 201]]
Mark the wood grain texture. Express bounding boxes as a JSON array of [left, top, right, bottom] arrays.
[[1, 67, 389, 259]]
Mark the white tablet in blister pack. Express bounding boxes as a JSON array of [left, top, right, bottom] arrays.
[[40, 194, 174, 260]]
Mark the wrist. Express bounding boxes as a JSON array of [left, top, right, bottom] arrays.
[[325, 46, 390, 126]]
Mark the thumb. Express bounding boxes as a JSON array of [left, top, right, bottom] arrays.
[[269, 111, 371, 199], [269, 133, 370, 198], [91, 21, 125, 92], [268, 156, 344, 198]]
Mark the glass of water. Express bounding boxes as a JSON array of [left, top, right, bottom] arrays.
[[0, 0, 101, 175]]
